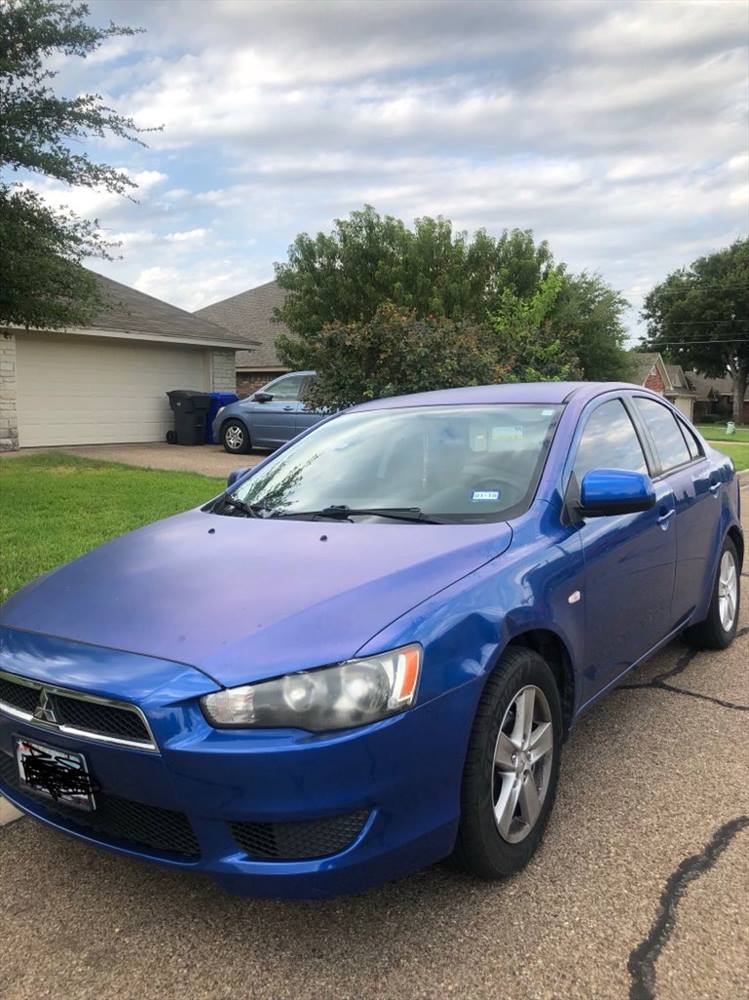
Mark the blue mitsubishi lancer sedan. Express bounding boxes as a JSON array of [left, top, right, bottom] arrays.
[[0, 382, 742, 898]]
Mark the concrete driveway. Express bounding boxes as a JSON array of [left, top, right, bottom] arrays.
[[17, 442, 266, 478], [1, 491, 747, 1000]]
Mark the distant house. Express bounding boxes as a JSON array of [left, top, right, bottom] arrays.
[[195, 280, 289, 397], [0, 272, 255, 451], [628, 352, 696, 420], [687, 372, 749, 423]]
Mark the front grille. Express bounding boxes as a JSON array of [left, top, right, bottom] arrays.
[[0, 751, 200, 860], [230, 809, 370, 860], [0, 670, 154, 748], [0, 676, 39, 715], [50, 694, 150, 743]]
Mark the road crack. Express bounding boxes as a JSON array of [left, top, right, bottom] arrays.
[[627, 816, 749, 1000], [620, 626, 748, 711]]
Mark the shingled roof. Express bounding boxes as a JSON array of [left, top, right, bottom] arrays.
[[629, 351, 662, 386], [663, 363, 696, 395], [195, 280, 288, 369], [85, 273, 254, 347], [688, 371, 749, 401]]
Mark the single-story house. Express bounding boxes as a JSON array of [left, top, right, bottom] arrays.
[[629, 352, 696, 420], [0, 272, 256, 450], [195, 279, 289, 396], [687, 371, 749, 423]]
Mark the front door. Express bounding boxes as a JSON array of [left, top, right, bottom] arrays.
[[570, 397, 677, 704], [250, 373, 306, 447]]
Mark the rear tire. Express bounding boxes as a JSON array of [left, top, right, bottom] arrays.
[[452, 646, 562, 880], [684, 537, 740, 650], [222, 419, 251, 454]]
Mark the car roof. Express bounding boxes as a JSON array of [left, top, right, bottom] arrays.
[[350, 382, 639, 412]]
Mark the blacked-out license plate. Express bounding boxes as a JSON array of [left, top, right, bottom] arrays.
[[15, 737, 96, 812]]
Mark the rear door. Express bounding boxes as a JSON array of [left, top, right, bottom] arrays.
[[570, 396, 677, 702], [630, 396, 723, 624]]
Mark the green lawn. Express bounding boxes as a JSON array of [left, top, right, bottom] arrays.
[[712, 441, 749, 472], [0, 452, 224, 600], [696, 423, 749, 443]]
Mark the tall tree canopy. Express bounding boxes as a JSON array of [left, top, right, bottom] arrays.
[[275, 206, 631, 403], [642, 238, 749, 423], [0, 0, 147, 329]]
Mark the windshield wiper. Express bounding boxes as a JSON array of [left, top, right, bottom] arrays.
[[217, 495, 265, 518], [268, 505, 443, 524]]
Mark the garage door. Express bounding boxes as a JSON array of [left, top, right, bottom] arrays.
[[16, 333, 209, 447]]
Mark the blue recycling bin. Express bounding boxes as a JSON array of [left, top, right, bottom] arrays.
[[205, 391, 239, 444]]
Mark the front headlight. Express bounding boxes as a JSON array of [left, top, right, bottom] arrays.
[[201, 644, 422, 731], [215, 406, 226, 422]]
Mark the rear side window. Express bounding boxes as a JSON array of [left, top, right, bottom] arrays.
[[573, 399, 648, 480], [633, 397, 691, 472], [679, 421, 703, 461]]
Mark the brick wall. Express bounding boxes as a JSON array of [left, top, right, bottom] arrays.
[[237, 370, 288, 398], [0, 333, 18, 451], [209, 349, 237, 392], [644, 367, 665, 394]]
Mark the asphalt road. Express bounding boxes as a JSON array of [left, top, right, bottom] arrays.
[[1, 489, 747, 1000]]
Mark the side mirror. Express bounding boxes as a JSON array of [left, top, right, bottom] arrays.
[[578, 468, 655, 517], [227, 468, 250, 488], [253, 391, 273, 403]]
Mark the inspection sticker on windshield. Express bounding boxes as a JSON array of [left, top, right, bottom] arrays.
[[471, 489, 501, 502], [491, 426, 524, 442]]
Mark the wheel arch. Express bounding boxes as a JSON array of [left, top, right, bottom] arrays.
[[727, 524, 744, 571], [504, 628, 576, 735]]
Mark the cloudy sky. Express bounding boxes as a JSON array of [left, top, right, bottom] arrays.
[[37, 0, 749, 336]]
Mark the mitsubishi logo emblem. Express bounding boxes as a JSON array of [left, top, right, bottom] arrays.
[[33, 689, 58, 725]]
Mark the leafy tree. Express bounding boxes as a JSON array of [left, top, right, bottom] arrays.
[[291, 279, 584, 412], [275, 206, 630, 389], [0, 0, 148, 329], [296, 304, 504, 412], [491, 271, 582, 383], [642, 238, 749, 424], [275, 206, 558, 338], [555, 273, 633, 381]]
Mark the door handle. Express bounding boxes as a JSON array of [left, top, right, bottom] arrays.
[[709, 481, 721, 495], [657, 508, 675, 529], [283, 406, 294, 412]]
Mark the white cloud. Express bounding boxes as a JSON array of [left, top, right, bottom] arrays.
[[22, 169, 167, 219], [33, 0, 748, 338], [164, 227, 209, 244]]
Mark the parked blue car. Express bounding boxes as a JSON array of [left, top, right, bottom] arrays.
[[0, 382, 742, 899], [213, 370, 322, 453]]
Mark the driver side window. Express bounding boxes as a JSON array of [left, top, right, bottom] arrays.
[[262, 374, 304, 401], [573, 399, 648, 481]]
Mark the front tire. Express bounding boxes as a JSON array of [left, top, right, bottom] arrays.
[[452, 646, 562, 879], [684, 537, 740, 650], [222, 419, 251, 454]]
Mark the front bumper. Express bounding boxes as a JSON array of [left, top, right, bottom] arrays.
[[0, 628, 479, 899]]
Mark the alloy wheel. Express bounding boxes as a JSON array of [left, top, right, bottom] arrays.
[[493, 685, 554, 844], [225, 424, 244, 451], [718, 550, 738, 632]]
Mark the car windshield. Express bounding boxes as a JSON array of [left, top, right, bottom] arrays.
[[229, 404, 563, 523]]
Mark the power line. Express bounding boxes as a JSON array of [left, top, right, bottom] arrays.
[[640, 337, 749, 345], [644, 320, 749, 326], [639, 282, 749, 295]]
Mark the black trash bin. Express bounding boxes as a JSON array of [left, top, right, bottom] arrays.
[[166, 390, 212, 445]]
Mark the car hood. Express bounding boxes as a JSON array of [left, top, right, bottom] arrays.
[[0, 509, 512, 688]]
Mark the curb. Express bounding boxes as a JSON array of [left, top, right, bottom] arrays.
[[0, 795, 22, 827]]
